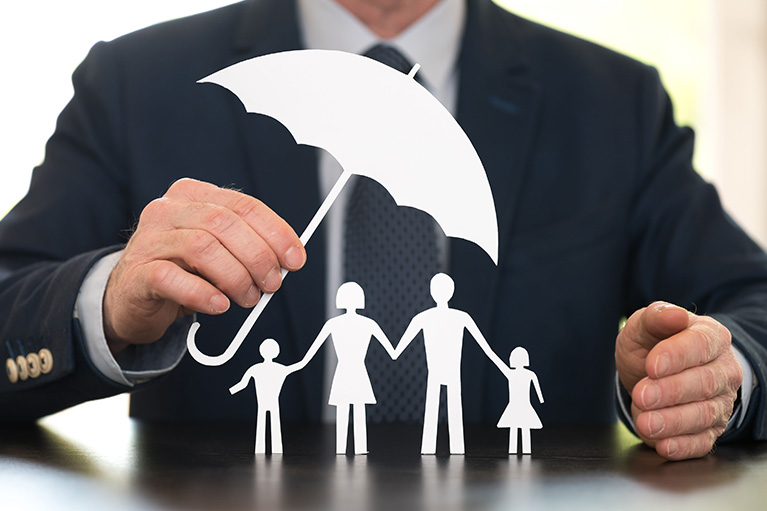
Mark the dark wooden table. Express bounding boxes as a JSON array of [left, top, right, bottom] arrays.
[[1, 418, 766, 510]]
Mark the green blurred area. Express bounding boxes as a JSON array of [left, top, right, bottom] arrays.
[[498, 0, 707, 171]]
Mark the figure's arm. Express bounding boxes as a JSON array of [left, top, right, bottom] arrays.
[[465, 317, 508, 374], [291, 322, 332, 372], [229, 367, 255, 395], [392, 316, 422, 360], [372, 323, 397, 359], [531, 372, 544, 404]]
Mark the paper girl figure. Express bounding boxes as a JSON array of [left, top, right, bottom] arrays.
[[229, 337, 302, 454], [295, 282, 397, 455], [497, 347, 544, 455]]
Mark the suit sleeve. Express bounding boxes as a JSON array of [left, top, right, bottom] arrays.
[[624, 66, 767, 440], [0, 41, 150, 420]]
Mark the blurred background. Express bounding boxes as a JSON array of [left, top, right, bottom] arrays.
[[1, 0, 765, 426]]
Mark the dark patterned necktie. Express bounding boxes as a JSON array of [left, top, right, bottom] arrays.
[[344, 44, 439, 422]]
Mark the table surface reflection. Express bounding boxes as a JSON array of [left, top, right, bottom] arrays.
[[1, 418, 767, 511]]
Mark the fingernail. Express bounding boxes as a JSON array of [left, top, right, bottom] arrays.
[[641, 383, 661, 408], [284, 244, 305, 270], [210, 294, 230, 314], [666, 438, 678, 457], [245, 285, 260, 307], [648, 411, 665, 437], [655, 353, 671, 378], [263, 266, 282, 292]]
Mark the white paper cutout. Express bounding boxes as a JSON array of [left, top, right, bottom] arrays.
[[395, 273, 510, 455], [226, 330, 302, 454], [497, 347, 544, 455], [292, 282, 397, 454], [187, 49, 499, 367]]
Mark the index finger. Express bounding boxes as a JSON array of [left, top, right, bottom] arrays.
[[646, 317, 732, 379], [165, 178, 306, 271]]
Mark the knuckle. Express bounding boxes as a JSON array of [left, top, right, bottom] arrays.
[[201, 206, 236, 234], [248, 247, 279, 274], [166, 177, 198, 196], [697, 365, 720, 398], [140, 198, 171, 223], [185, 230, 220, 260], [232, 194, 266, 220], [727, 357, 744, 389], [146, 261, 176, 293], [697, 400, 719, 430]]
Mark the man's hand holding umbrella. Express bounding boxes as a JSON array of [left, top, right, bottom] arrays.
[[102, 178, 305, 354]]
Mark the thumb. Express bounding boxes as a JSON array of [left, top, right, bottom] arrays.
[[616, 302, 689, 390], [628, 302, 690, 351]]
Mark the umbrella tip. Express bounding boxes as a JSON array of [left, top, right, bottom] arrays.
[[408, 63, 421, 80]]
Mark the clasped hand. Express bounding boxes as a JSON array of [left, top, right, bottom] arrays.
[[616, 302, 743, 460]]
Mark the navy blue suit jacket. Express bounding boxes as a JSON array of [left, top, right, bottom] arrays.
[[2, 0, 767, 437]]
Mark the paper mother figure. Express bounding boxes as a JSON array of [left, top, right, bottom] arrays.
[[497, 347, 545, 455], [395, 273, 509, 455], [296, 282, 397, 455], [227, 333, 302, 454]]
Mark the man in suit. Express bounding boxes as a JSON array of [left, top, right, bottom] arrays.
[[0, 0, 763, 462]]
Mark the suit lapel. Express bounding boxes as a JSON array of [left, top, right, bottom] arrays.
[[452, 0, 541, 417]]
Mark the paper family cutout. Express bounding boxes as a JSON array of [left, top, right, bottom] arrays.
[[203, 274, 545, 456], [180, 50, 544, 455]]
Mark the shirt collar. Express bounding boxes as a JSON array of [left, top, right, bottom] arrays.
[[297, 0, 465, 93]]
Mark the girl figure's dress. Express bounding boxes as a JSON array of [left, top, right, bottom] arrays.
[[497, 368, 543, 430]]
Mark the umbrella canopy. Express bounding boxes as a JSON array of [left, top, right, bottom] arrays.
[[199, 49, 498, 264], [189, 49, 498, 367]]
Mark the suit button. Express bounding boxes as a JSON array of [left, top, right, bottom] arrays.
[[27, 353, 41, 379], [5, 358, 17, 384], [16, 356, 29, 381], [39, 349, 53, 374]]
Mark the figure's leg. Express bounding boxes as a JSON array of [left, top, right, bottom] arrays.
[[353, 404, 368, 455], [509, 428, 518, 455], [255, 408, 267, 454], [521, 429, 532, 455], [336, 405, 350, 455], [421, 382, 441, 455], [271, 407, 283, 454], [446, 385, 464, 455]]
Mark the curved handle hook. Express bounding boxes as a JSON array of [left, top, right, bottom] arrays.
[[186, 278, 281, 366], [185, 170, 354, 366]]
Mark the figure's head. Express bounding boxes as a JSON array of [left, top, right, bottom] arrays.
[[260, 338, 280, 361], [429, 273, 454, 303], [509, 347, 530, 369], [336, 281, 365, 310]]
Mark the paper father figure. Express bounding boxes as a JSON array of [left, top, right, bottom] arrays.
[[395, 273, 509, 455]]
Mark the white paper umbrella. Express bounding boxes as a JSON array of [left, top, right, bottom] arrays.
[[188, 49, 498, 366]]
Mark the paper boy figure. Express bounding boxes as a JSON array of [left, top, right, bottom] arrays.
[[230, 338, 301, 454], [497, 347, 544, 455]]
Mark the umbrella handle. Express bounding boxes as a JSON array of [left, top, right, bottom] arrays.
[[186, 170, 353, 366]]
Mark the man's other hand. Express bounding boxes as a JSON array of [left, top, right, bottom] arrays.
[[103, 178, 306, 353], [615, 302, 742, 461]]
